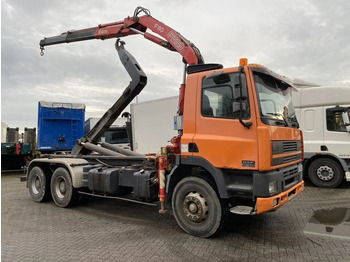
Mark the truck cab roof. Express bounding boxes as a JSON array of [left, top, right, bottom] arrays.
[[293, 86, 350, 108]]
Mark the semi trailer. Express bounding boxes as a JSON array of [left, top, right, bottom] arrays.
[[26, 6, 304, 237], [37, 101, 86, 153]]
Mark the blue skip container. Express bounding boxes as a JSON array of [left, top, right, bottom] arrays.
[[37, 101, 85, 152]]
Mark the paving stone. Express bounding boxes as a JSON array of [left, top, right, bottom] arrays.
[[2, 173, 350, 261]]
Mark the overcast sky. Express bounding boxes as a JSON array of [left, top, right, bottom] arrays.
[[2, 0, 350, 131]]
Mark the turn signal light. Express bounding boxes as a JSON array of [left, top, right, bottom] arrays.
[[239, 58, 248, 66]]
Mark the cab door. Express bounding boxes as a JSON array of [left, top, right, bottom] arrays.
[[323, 105, 350, 158], [192, 69, 258, 170]]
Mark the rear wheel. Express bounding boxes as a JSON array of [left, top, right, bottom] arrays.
[[308, 158, 344, 188], [172, 176, 224, 238], [28, 166, 51, 202], [51, 167, 77, 207]]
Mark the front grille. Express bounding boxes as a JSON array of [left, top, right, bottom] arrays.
[[272, 140, 301, 155], [282, 141, 298, 152], [283, 167, 300, 190], [283, 155, 299, 162], [284, 167, 299, 178], [272, 153, 302, 166]]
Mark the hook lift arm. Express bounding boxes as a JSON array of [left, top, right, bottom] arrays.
[[70, 39, 147, 155]]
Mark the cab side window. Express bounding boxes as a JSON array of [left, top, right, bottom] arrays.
[[201, 73, 249, 119], [326, 108, 346, 132]]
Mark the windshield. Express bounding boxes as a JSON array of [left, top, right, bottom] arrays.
[[254, 72, 298, 127]]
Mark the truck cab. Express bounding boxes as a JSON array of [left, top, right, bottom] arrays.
[[173, 61, 303, 217]]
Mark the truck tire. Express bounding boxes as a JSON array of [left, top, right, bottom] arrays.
[[172, 176, 224, 238], [308, 158, 344, 188], [28, 166, 51, 202], [51, 167, 77, 207]]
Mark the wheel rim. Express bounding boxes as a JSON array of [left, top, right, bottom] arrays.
[[31, 174, 41, 195], [182, 192, 209, 223], [55, 176, 66, 199], [316, 165, 335, 181]]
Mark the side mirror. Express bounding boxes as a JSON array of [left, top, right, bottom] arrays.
[[233, 85, 247, 101], [234, 67, 252, 129], [342, 110, 350, 133]]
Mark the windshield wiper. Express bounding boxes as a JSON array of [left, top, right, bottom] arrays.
[[265, 113, 289, 127]]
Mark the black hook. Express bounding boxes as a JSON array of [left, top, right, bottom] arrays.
[[115, 39, 126, 51]]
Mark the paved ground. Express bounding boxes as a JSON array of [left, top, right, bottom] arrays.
[[2, 172, 350, 262]]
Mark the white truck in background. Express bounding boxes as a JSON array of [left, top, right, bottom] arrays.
[[130, 81, 350, 188], [292, 79, 350, 188], [130, 96, 178, 154]]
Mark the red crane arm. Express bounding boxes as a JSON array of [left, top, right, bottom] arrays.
[[40, 7, 204, 65]]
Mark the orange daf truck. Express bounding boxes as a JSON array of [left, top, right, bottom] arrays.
[[27, 6, 304, 238]]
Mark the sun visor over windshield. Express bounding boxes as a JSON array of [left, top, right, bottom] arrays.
[[251, 67, 296, 92]]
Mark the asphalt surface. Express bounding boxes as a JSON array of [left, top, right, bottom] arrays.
[[2, 171, 350, 262]]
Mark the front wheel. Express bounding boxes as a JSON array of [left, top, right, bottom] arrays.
[[51, 167, 77, 207], [308, 158, 344, 188], [172, 176, 224, 238]]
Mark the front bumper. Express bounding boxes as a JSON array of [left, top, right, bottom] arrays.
[[256, 180, 304, 214]]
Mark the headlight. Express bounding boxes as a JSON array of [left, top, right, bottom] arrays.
[[269, 181, 277, 194]]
